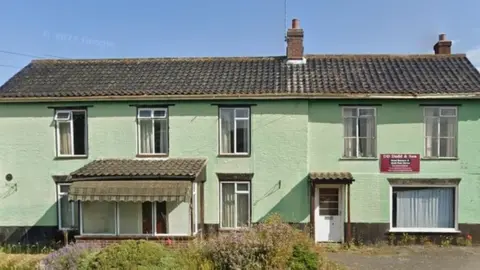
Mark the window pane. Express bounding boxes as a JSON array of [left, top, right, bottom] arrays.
[[343, 108, 357, 117], [425, 137, 439, 157], [139, 119, 153, 153], [425, 108, 439, 117], [237, 183, 249, 192], [236, 193, 249, 227], [138, 110, 152, 118], [343, 138, 357, 157], [359, 108, 374, 116], [60, 185, 70, 193], [441, 108, 456, 116], [220, 109, 234, 154], [55, 111, 71, 120], [153, 109, 167, 118], [319, 188, 339, 216], [59, 195, 73, 228], [343, 117, 356, 137], [425, 117, 437, 137], [236, 119, 249, 153], [359, 138, 375, 157], [72, 112, 86, 155], [82, 202, 115, 234], [156, 201, 167, 234], [119, 202, 142, 234], [440, 117, 456, 138], [58, 122, 72, 155], [154, 120, 168, 154], [156, 201, 190, 235], [235, 108, 249, 118], [142, 202, 153, 234], [221, 183, 235, 228], [394, 187, 454, 228], [440, 138, 456, 157]]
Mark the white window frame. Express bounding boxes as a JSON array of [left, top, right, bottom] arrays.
[[342, 107, 377, 158], [219, 107, 250, 155], [54, 109, 87, 157], [79, 183, 195, 237], [136, 108, 169, 155], [219, 181, 251, 229], [193, 182, 199, 235], [423, 107, 458, 158], [56, 184, 77, 230], [389, 184, 459, 233]]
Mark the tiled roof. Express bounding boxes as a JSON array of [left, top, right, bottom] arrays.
[[1, 54, 480, 99], [309, 172, 354, 181], [70, 158, 207, 180]]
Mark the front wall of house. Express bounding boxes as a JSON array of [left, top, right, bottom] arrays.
[[1, 99, 480, 243]]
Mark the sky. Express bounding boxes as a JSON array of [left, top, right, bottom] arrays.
[[0, 0, 479, 84]]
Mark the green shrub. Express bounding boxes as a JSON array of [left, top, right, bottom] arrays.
[[87, 240, 178, 269], [287, 244, 319, 270]]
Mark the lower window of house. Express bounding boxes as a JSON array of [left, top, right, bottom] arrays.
[[220, 182, 250, 228], [392, 186, 455, 229], [81, 200, 194, 235]]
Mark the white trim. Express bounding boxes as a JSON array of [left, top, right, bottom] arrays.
[[54, 109, 87, 157], [342, 106, 377, 158], [136, 108, 169, 155], [219, 181, 251, 229], [389, 183, 459, 232], [423, 106, 458, 158], [315, 184, 345, 243], [56, 183, 77, 230], [219, 107, 250, 155]]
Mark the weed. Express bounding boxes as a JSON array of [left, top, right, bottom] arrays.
[[440, 236, 453, 247]]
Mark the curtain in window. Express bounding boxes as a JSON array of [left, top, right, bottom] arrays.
[[425, 109, 438, 157], [60, 195, 73, 228], [140, 120, 153, 153], [236, 193, 249, 227], [441, 117, 456, 157], [154, 120, 168, 154], [220, 109, 234, 153], [396, 188, 454, 228], [221, 183, 235, 227], [58, 122, 72, 155], [343, 109, 356, 157]]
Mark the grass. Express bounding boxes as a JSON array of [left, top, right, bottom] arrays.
[[0, 252, 46, 270]]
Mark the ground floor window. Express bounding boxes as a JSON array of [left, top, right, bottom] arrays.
[[391, 186, 456, 231], [80, 184, 198, 236], [57, 184, 79, 230], [220, 182, 250, 229]]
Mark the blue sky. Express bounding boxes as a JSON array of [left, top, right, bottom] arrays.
[[1, 0, 479, 84]]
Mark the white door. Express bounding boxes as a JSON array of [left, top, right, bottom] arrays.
[[315, 186, 344, 242]]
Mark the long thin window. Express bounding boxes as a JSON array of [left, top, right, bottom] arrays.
[[424, 107, 457, 158], [137, 108, 169, 155], [54, 110, 87, 156], [220, 182, 250, 229], [57, 184, 78, 230], [219, 107, 250, 155], [343, 107, 376, 158]]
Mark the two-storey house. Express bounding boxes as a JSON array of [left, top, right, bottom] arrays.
[[1, 19, 480, 245]]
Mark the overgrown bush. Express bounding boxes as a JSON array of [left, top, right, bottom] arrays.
[[86, 240, 178, 269], [0, 252, 45, 270], [201, 213, 317, 270], [41, 242, 99, 270], [287, 243, 319, 270]]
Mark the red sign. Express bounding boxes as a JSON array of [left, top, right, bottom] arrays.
[[380, 154, 420, 173]]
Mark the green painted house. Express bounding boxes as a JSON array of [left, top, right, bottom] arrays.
[[1, 19, 480, 245]]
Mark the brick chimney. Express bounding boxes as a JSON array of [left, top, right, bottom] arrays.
[[286, 18, 304, 61], [434, 33, 452, 55]]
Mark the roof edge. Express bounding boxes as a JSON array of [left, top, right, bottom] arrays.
[[2, 93, 480, 103]]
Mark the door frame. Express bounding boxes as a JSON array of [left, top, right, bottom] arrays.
[[314, 184, 345, 243]]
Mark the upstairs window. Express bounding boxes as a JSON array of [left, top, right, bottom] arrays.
[[343, 107, 376, 158], [219, 107, 250, 155], [137, 108, 169, 155], [54, 110, 87, 156], [424, 107, 457, 158]]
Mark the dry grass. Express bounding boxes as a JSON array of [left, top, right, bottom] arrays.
[[0, 252, 46, 270]]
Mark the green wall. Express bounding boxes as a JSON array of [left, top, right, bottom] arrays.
[[0, 99, 479, 228]]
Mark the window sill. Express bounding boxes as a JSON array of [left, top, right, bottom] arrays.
[[421, 157, 458, 161], [218, 154, 251, 158], [136, 154, 169, 158], [54, 155, 88, 160], [389, 228, 461, 233], [339, 157, 378, 161]]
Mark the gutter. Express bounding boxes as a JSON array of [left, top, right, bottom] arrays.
[[1, 93, 480, 103]]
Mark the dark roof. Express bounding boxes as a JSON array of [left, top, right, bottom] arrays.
[[70, 158, 207, 180], [1, 54, 480, 99], [309, 172, 354, 184]]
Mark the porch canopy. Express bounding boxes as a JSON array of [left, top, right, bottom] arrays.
[[309, 172, 354, 184], [67, 158, 207, 202]]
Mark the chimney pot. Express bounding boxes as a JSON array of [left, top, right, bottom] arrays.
[[439, 33, 446, 41], [292, 19, 300, 29]]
